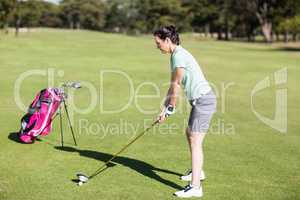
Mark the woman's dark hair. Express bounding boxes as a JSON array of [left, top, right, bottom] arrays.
[[153, 25, 180, 45]]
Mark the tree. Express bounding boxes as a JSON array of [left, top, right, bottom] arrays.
[[105, 0, 142, 33], [21, 0, 43, 27], [229, 0, 259, 41], [105, 0, 188, 34], [273, 0, 300, 41], [181, 0, 218, 35], [12, 0, 45, 36], [253, 1, 274, 42], [213, 0, 236, 40], [278, 15, 300, 42], [142, 0, 187, 32], [78, 0, 107, 30], [60, 0, 107, 30], [0, 0, 16, 33], [38, 1, 62, 27], [289, 15, 300, 41], [235, 0, 288, 43]]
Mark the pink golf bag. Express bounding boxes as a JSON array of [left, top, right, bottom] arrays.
[[19, 88, 64, 143]]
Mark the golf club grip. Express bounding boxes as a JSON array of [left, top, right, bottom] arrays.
[[89, 121, 158, 178]]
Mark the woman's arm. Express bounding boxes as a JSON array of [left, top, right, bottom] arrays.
[[167, 67, 184, 106], [158, 67, 184, 123]]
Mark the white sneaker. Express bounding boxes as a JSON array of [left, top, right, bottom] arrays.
[[174, 184, 203, 198], [180, 170, 205, 181]]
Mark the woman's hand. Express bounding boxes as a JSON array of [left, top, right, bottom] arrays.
[[157, 108, 167, 123], [157, 105, 175, 123]]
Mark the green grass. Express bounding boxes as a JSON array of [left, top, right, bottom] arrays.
[[0, 28, 299, 200]]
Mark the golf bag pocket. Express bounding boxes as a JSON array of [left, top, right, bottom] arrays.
[[19, 88, 63, 143]]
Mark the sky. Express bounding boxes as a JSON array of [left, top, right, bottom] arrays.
[[44, 0, 61, 4]]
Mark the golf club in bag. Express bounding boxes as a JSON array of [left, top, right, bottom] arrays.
[[18, 81, 81, 146], [76, 120, 159, 186]]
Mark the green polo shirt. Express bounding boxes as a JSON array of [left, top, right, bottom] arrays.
[[170, 45, 211, 100]]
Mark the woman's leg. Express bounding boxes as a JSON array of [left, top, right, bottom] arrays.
[[185, 127, 192, 154], [188, 129, 206, 187]]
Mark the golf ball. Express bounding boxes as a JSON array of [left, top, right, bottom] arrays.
[[78, 181, 83, 186]]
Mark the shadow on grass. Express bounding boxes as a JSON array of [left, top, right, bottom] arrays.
[[8, 132, 76, 146], [237, 46, 300, 52], [55, 146, 183, 190], [8, 132, 24, 144], [8, 132, 47, 145], [276, 47, 300, 52], [8, 132, 50, 145]]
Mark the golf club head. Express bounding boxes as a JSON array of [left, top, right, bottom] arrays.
[[76, 173, 89, 183], [62, 81, 81, 89]]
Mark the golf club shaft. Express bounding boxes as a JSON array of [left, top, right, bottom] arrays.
[[89, 121, 158, 179], [63, 100, 77, 146], [59, 106, 64, 147]]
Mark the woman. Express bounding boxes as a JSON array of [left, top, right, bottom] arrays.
[[154, 26, 216, 198]]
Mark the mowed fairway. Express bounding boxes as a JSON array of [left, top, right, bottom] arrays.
[[0, 29, 299, 200]]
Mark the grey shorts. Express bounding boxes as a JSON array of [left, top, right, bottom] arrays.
[[188, 90, 217, 133]]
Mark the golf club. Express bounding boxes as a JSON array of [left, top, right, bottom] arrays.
[[62, 81, 81, 89], [75, 120, 159, 186]]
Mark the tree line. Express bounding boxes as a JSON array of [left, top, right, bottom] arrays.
[[0, 0, 300, 42]]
